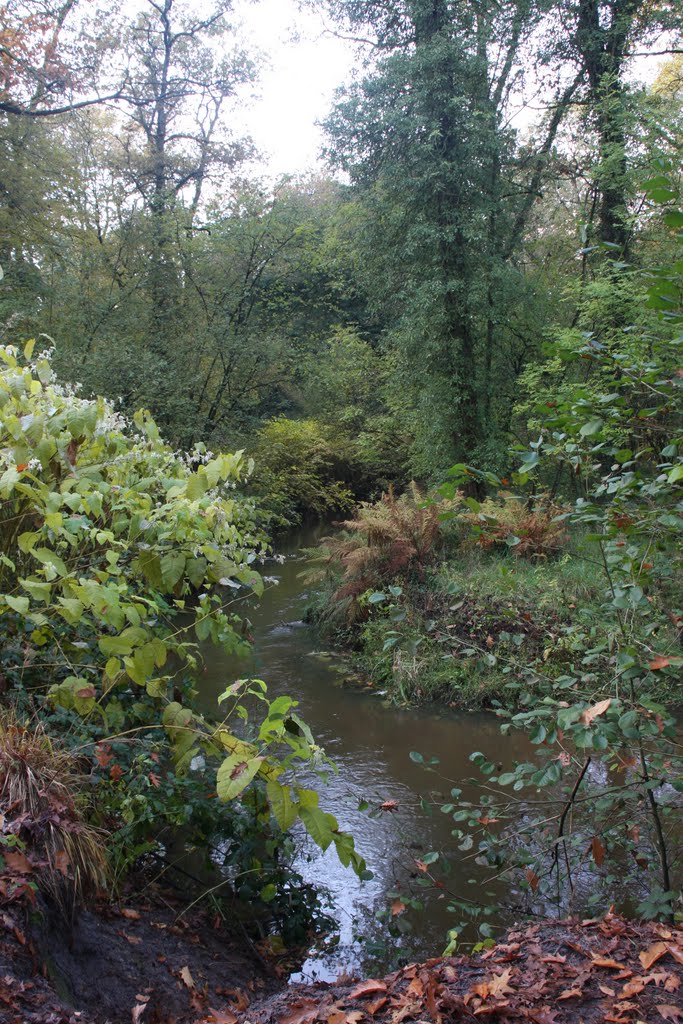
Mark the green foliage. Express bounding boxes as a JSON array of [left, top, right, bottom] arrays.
[[248, 417, 357, 528], [425, 170, 683, 924], [0, 344, 366, 882]]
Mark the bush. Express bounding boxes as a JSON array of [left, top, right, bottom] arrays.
[[248, 417, 357, 528], [465, 494, 568, 558], [309, 483, 459, 623]]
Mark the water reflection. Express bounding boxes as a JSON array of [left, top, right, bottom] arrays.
[[197, 528, 534, 979]]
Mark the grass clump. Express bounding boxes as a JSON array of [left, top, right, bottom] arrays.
[[0, 712, 108, 923]]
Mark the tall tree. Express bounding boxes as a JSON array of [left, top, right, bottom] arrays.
[[322, 0, 575, 475]]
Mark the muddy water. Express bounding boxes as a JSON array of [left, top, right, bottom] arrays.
[[198, 526, 534, 981]]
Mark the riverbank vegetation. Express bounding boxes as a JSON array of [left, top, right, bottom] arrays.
[[0, 0, 682, 1013]]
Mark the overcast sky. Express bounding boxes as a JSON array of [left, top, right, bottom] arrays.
[[232, 0, 356, 178]]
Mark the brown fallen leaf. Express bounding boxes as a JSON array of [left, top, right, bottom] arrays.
[[180, 966, 195, 989], [541, 954, 566, 964], [391, 900, 406, 917], [657, 1006, 683, 1022], [4, 850, 33, 874], [406, 978, 424, 999], [591, 836, 606, 867], [53, 850, 70, 877], [326, 1011, 346, 1024], [380, 800, 398, 812], [557, 989, 583, 1000], [640, 942, 669, 970], [592, 956, 628, 971], [206, 1011, 238, 1024], [349, 981, 387, 1000], [365, 996, 387, 1016], [666, 944, 683, 966], [599, 984, 615, 997], [279, 999, 319, 1024], [121, 907, 141, 921], [124, 933, 142, 945], [470, 968, 514, 1002], [620, 977, 646, 998]]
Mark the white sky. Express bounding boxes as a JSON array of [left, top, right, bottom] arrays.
[[232, 0, 356, 177]]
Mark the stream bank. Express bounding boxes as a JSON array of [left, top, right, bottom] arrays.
[[197, 526, 536, 981]]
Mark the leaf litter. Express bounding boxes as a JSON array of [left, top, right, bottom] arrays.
[[238, 915, 683, 1024]]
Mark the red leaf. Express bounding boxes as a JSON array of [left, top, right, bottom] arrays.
[[380, 800, 398, 812], [591, 836, 606, 867], [349, 980, 387, 1000], [148, 772, 161, 788], [109, 764, 123, 782], [650, 656, 670, 671]]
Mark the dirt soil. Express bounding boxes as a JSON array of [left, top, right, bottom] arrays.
[[241, 915, 683, 1024], [2, 905, 683, 1024], [0, 884, 279, 1024]]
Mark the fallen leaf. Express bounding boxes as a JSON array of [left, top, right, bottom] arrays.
[[649, 657, 671, 671], [599, 985, 615, 996], [53, 850, 70, 877], [4, 851, 33, 874], [121, 908, 141, 921], [666, 944, 683, 966], [124, 933, 142, 945], [541, 954, 566, 964], [406, 978, 424, 999], [206, 1011, 238, 1024], [365, 997, 387, 1016], [131, 1002, 147, 1024], [349, 980, 387, 1000], [414, 860, 429, 873], [470, 968, 514, 1002], [558, 989, 583, 1000], [279, 999, 319, 1024], [180, 966, 195, 989], [581, 698, 611, 725], [640, 943, 669, 970], [620, 978, 646, 998], [657, 1006, 683, 1022], [592, 956, 628, 971], [391, 900, 406, 917]]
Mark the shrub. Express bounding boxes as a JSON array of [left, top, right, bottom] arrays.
[[310, 483, 459, 622], [248, 417, 356, 528], [465, 494, 568, 558]]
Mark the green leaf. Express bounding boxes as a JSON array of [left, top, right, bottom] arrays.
[[580, 418, 604, 437], [186, 473, 208, 501], [266, 781, 298, 831], [299, 806, 337, 852], [216, 753, 263, 802], [32, 547, 68, 577]]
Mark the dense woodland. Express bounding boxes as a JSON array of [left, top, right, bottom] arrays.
[[0, 0, 682, 1015]]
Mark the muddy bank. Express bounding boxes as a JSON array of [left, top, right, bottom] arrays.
[[3, 902, 682, 1023], [0, 882, 279, 1024]]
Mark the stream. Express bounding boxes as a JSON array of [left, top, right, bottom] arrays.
[[197, 525, 535, 981]]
